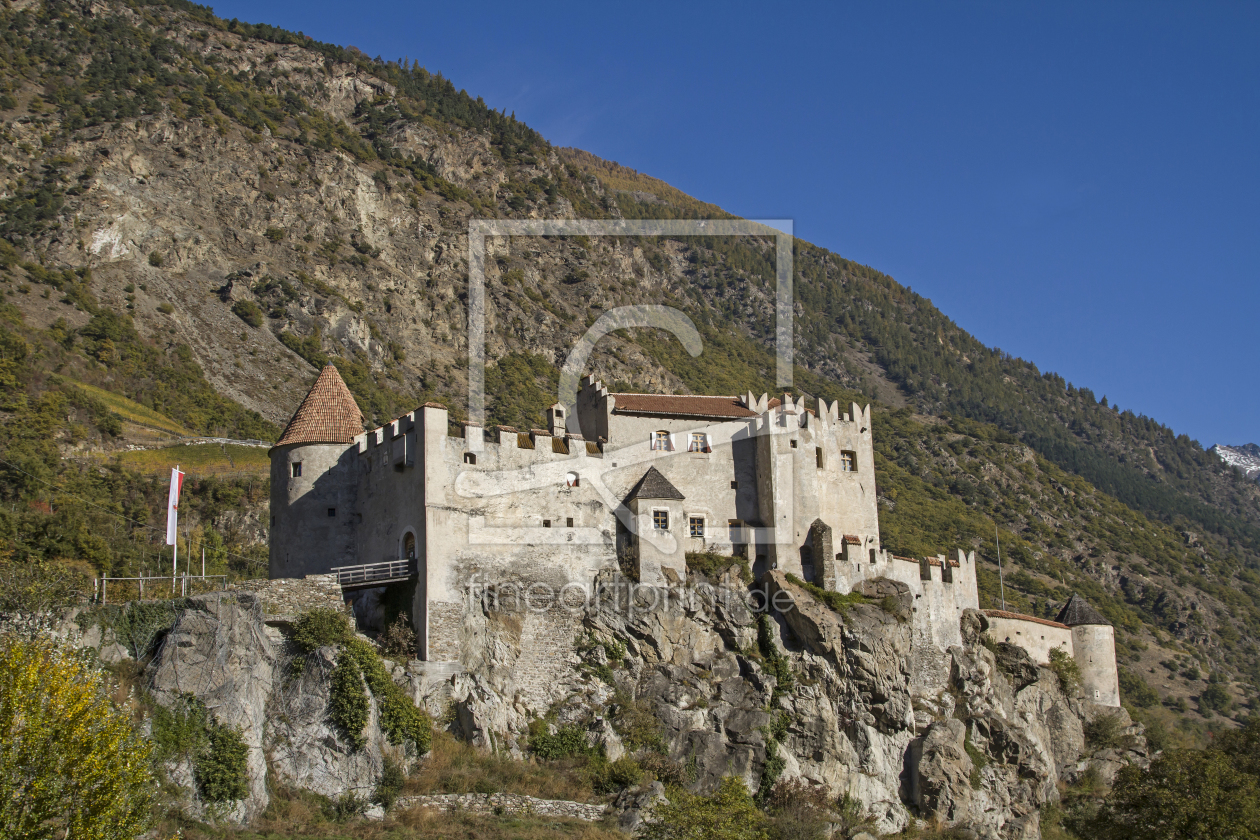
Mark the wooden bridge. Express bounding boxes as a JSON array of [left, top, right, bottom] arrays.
[[329, 558, 418, 591]]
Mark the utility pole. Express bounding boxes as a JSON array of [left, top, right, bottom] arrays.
[[996, 524, 1006, 611]]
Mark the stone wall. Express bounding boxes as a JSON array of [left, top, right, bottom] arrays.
[[229, 574, 347, 619], [393, 793, 606, 821]]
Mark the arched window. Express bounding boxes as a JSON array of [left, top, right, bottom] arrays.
[[403, 531, 416, 560], [565, 471, 580, 487]]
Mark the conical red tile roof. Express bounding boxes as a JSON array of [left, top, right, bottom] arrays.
[[275, 364, 365, 447]]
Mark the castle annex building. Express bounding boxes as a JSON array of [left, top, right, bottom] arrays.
[[268, 365, 1119, 706]]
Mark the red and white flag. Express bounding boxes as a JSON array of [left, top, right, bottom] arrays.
[[165, 466, 185, 546]]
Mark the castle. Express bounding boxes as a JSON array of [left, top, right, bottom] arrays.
[[268, 365, 1119, 706]]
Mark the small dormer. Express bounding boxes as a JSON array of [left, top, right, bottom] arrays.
[[546, 403, 566, 437]]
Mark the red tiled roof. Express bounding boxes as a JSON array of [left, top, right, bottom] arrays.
[[612, 393, 759, 419], [982, 609, 1070, 630], [842, 534, 862, 545], [275, 365, 365, 447]]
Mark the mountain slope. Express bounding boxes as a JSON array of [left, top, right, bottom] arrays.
[[0, 0, 1256, 727]]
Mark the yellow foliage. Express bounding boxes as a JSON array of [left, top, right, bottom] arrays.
[[0, 635, 156, 839]]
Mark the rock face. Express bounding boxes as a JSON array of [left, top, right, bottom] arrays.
[[62, 571, 1142, 837], [142, 591, 405, 823], [416, 571, 1145, 839]]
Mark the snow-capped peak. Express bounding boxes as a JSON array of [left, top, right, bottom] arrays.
[[1210, 443, 1260, 481]]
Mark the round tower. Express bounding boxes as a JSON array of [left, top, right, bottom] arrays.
[[268, 364, 366, 579], [1056, 594, 1120, 707]]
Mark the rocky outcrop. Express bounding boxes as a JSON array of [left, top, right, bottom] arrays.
[[419, 573, 1145, 839], [123, 591, 409, 824]]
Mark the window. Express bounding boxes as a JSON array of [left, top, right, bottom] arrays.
[[650, 430, 673, 451], [565, 471, 580, 487], [543, 519, 552, 528], [730, 480, 739, 489], [816, 446, 824, 469], [291, 462, 302, 478], [728, 519, 745, 542], [464, 452, 477, 464], [840, 450, 857, 472], [566, 517, 574, 528], [688, 432, 709, 452], [327, 508, 336, 517], [790, 439, 798, 448], [689, 516, 705, 538], [653, 510, 669, 530]]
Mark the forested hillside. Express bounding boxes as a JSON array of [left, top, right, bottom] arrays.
[[0, 0, 1256, 741]]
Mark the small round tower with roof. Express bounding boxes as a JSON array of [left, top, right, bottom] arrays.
[[269, 364, 365, 579], [1056, 593, 1120, 707]]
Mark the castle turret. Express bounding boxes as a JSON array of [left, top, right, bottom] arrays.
[[1056, 594, 1120, 707], [269, 364, 365, 578]]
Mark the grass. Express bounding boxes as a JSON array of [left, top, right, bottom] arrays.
[[63, 378, 189, 434], [784, 573, 871, 616], [105, 443, 270, 477], [165, 784, 625, 840], [404, 731, 597, 803]]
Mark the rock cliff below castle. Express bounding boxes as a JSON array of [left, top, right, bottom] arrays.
[[60, 572, 1144, 838]]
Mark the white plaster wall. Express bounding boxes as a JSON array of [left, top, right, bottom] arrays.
[[985, 615, 1074, 665], [1073, 624, 1120, 707]]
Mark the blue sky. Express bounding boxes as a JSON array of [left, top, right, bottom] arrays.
[[211, 0, 1260, 447]]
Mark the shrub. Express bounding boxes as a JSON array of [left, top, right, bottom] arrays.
[[373, 755, 405, 809], [231, 299, 264, 328], [292, 608, 352, 652], [528, 720, 598, 761], [330, 649, 370, 748], [156, 302, 174, 314], [195, 722, 250, 801], [1086, 727, 1260, 840], [1048, 646, 1081, 694], [1085, 711, 1127, 750], [1200, 682, 1233, 715], [147, 251, 163, 267], [378, 613, 416, 657], [263, 227, 286, 242], [0, 636, 156, 839], [640, 776, 768, 840]]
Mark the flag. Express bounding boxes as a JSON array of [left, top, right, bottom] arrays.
[[165, 466, 184, 546]]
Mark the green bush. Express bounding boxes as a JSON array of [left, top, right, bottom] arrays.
[[373, 755, 405, 809], [152, 693, 249, 802], [195, 723, 250, 802], [147, 251, 163, 267], [263, 227, 286, 242], [1085, 711, 1128, 750], [1048, 646, 1081, 694], [1200, 682, 1233, 715], [231, 299, 264, 328], [528, 720, 598, 761], [292, 608, 352, 652], [1086, 721, 1260, 840], [641, 776, 768, 840], [329, 650, 370, 749], [156, 302, 174, 315]]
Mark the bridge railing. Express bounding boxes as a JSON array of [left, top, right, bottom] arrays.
[[329, 559, 417, 588]]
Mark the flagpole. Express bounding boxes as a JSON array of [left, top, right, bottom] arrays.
[[996, 524, 1006, 611]]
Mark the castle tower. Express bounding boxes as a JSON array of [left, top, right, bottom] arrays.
[[1056, 594, 1120, 707], [269, 364, 365, 579]]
